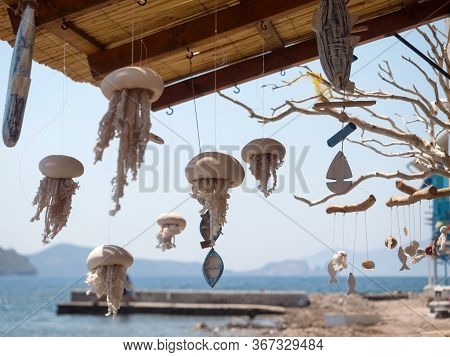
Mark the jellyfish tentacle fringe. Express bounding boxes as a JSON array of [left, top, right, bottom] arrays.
[[156, 224, 180, 251], [31, 177, 79, 244], [86, 264, 129, 318], [249, 153, 283, 197], [94, 88, 154, 216], [191, 178, 231, 243]]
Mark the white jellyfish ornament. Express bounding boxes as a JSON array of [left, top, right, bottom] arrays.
[[186, 152, 244, 288], [241, 138, 285, 197], [94, 66, 164, 215], [31, 155, 83, 244], [156, 212, 187, 251], [86, 245, 134, 317]]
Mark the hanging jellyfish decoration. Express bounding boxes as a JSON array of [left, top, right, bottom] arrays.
[[156, 212, 187, 251], [241, 138, 285, 198], [326, 195, 376, 283], [2, 0, 37, 147], [30, 155, 83, 244], [185, 152, 244, 287], [94, 66, 164, 216], [86, 245, 133, 318]]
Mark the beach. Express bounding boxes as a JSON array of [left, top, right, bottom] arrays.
[[211, 293, 449, 337]]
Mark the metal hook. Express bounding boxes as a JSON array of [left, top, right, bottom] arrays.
[[61, 18, 69, 30], [280, 69, 286, 76], [260, 21, 268, 31], [165, 106, 174, 116], [137, 0, 147, 5], [186, 47, 194, 59], [233, 84, 240, 94]]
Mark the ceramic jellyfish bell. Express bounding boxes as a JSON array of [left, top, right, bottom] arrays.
[[95, 66, 165, 216], [31, 155, 84, 244], [241, 138, 285, 197], [185, 152, 244, 243], [86, 245, 134, 317], [156, 212, 187, 251]]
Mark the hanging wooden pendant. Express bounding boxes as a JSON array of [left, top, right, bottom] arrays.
[[202, 248, 224, 288], [327, 123, 357, 148], [2, 0, 37, 147], [326, 151, 353, 194]]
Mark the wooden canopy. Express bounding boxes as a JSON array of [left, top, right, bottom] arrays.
[[0, 0, 448, 111]]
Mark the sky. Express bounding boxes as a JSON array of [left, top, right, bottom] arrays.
[[0, 20, 446, 271]]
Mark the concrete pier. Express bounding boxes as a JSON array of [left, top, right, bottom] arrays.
[[57, 290, 309, 316]]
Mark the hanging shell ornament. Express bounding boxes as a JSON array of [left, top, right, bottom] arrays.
[[85, 245, 133, 317], [404, 240, 419, 257], [437, 225, 448, 253], [385, 236, 398, 250], [2, 0, 37, 147], [327, 251, 348, 284], [185, 152, 244, 244], [202, 248, 224, 288], [312, 0, 360, 91], [361, 259, 375, 270], [156, 212, 187, 251], [30, 155, 83, 244], [94, 66, 164, 216], [241, 138, 285, 197], [410, 248, 426, 264]]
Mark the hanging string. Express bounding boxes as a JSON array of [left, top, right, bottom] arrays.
[[131, 0, 135, 65], [332, 213, 337, 252], [412, 203, 416, 242], [396, 207, 403, 246], [261, 39, 265, 138], [139, 18, 147, 67], [213, 0, 218, 149], [419, 201, 422, 244], [408, 204, 412, 243], [402, 205, 407, 237], [390, 207, 393, 237], [352, 213, 358, 273], [364, 211, 369, 259], [61, 30, 67, 153], [189, 55, 201, 153], [342, 213, 346, 250]]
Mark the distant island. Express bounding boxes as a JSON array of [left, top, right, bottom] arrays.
[[25, 243, 428, 277], [0, 247, 37, 275]]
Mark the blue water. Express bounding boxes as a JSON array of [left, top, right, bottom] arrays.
[[0, 275, 427, 336]]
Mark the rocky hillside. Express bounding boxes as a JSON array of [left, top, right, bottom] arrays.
[[0, 248, 37, 275]]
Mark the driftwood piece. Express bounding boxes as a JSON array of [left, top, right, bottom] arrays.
[[386, 186, 440, 207], [395, 180, 418, 195], [313, 100, 376, 110], [326, 194, 376, 214]]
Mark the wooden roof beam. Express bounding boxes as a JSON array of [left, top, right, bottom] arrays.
[[152, 0, 450, 111], [87, 0, 317, 79]]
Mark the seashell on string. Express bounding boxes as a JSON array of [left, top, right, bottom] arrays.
[[385, 236, 398, 250], [361, 259, 375, 270]]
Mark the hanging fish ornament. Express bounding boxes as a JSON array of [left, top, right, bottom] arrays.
[[328, 260, 338, 284], [199, 211, 222, 249], [347, 272, 356, 294], [326, 151, 352, 194], [2, 0, 37, 147], [202, 248, 224, 288], [327, 251, 348, 284], [398, 246, 410, 271], [312, 0, 360, 92], [385, 236, 398, 250]]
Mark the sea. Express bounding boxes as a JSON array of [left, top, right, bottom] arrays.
[[0, 275, 427, 337]]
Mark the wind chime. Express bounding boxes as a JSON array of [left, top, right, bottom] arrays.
[[85, 245, 134, 317], [312, 0, 376, 195], [155, 212, 187, 251], [385, 180, 447, 269], [185, 152, 244, 287], [326, 195, 376, 290], [241, 138, 285, 197], [2, 0, 37, 147]]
